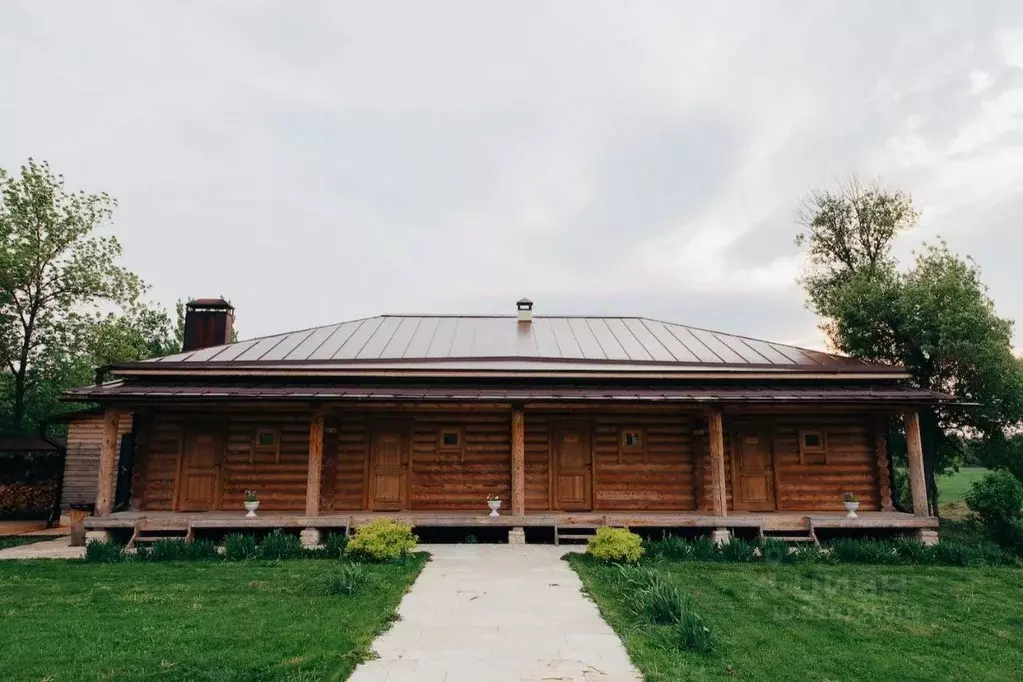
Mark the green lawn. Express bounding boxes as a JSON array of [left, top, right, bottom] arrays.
[[0, 535, 53, 550], [937, 467, 988, 504], [570, 554, 1023, 681], [0, 556, 426, 682]]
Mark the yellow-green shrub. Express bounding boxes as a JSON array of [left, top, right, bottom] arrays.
[[345, 519, 418, 561], [587, 526, 644, 563]]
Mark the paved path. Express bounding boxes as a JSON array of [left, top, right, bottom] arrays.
[[350, 544, 642, 682], [0, 536, 84, 560]]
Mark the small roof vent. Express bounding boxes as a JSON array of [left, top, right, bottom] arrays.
[[516, 297, 533, 323]]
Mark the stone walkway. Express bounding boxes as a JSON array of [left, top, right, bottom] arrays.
[[350, 544, 642, 682], [0, 536, 84, 560]]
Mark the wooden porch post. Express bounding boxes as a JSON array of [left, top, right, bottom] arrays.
[[904, 410, 929, 516], [305, 408, 326, 517], [708, 409, 727, 518], [872, 415, 894, 512], [95, 408, 121, 516], [511, 407, 525, 517]]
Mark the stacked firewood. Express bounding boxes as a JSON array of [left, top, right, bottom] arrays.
[[0, 482, 57, 512]]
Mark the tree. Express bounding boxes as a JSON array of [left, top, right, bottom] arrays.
[[0, 159, 144, 434], [796, 178, 1023, 513]]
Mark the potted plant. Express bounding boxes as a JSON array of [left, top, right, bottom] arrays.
[[244, 490, 260, 518], [487, 494, 502, 517], [842, 492, 859, 518]]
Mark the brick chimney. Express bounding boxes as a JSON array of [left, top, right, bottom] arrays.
[[183, 298, 235, 352]]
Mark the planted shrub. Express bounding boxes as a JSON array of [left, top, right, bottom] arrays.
[[321, 532, 350, 559], [933, 540, 985, 567], [892, 538, 935, 565], [625, 569, 714, 652], [182, 539, 219, 561], [965, 469, 1023, 529], [224, 534, 259, 561], [84, 540, 124, 563], [635, 577, 689, 624], [721, 537, 756, 562], [646, 534, 690, 561], [759, 538, 791, 563], [587, 527, 644, 563], [326, 562, 368, 595], [688, 536, 721, 561], [828, 538, 899, 565], [259, 530, 304, 560], [673, 607, 714, 653], [150, 539, 188, 561], [345, 519, 417, 562]]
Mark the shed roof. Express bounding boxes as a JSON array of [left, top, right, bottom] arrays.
[[123, 315, 897, 375]]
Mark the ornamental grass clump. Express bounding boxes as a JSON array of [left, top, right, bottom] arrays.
[[84, 540, 124, 563], [321, 532, 349, 559], [258, 530, 304, 560], [758, 538, 792, 563], [224, 533, 259, 561], [721, 537, 756, 562], [619, 565, 714, 653], [645, 534, 690, 561], [345, 519, 417, 562], [586, 527, 644, 563], [326, 562, 368, 596]]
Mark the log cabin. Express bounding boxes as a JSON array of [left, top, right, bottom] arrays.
[[62, 298, 948, 546]]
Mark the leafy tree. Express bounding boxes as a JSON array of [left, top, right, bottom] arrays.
[[0, 159, 166, 434], [796, 178, 1023, 513]]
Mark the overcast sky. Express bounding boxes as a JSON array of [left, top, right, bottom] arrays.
[[2, 1, 1022, 349]]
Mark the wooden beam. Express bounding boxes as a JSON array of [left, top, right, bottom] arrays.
[[904, 410, 929, 516], [511, 408, 525, 516], [872, 415, 894, 512], [708, 410, 727, 517], [305, 409, 326, 517], [95, 408, 121, 516]]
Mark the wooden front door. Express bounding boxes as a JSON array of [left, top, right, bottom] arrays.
[[369, 428, 406, 511], [176, 427, 222, 511], [554, 427, 591, 511], [731, 426, 777, 511]]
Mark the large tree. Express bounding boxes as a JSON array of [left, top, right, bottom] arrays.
[[0, 159, 168, 434], [796, 178, 1023, 512]]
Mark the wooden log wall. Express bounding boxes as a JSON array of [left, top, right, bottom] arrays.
[[62, 412, 133, 508], [129, 405, 886, 515], [768, 413, 880, 512]]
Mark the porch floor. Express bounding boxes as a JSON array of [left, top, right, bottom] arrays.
[[85, 509, 937, 533]]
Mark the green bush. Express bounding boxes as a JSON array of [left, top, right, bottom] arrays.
[[828, 538, 899, 565], [933, 540, 986, 567], [688, 536, 721, 561], [721, 537, 756, 562], [345, 519, 417, 562], [321, 532, 349, 559], [620, 566, 714, 652], [759, 538, 792, 563], [645, 534, 690, 561], [326, 562, 368, 595], [892, 538, 935, 565], [182, 539, 219, 561], [150, 539, 188, 561], [587, 527, 644, 563], [224, 534, 259, 561], [259, 530, 304, 560], [965, 469, 1023, 528], [84, 540, 124, 563]]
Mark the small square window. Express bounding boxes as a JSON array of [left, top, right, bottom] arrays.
[[251, 428, 281, 464], [623, 431, 643, 448], [257, 431, 277, 447], [799, 429, 827, 464], [442, 431, 460, 447]]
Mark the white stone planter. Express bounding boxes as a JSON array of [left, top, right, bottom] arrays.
[[844, 501, 860, 519], [487, 499, 501, 517], [244, 500, 260, 518]]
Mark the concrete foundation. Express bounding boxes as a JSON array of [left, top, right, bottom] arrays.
[[507, 527, 526, 545], [85, 529, 112, 544], [710, 528, 731, 546], [300, 528, 321, 549], [917, 529, 939, 546]]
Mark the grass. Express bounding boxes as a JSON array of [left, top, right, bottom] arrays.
[[0, 535, 53, 550], [0, 555, 427, 682], [569, 554, 1023, 681], [938, 467, 988, 503]]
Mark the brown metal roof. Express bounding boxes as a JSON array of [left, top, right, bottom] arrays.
[[126, 315, 894, 374], [64, 380, 947, 404]]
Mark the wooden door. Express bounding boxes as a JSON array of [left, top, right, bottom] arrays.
[[731, 426, 776, 511], [554, 427, 591, 511], [176, 427, 222, 511], [369, 428, 406, 511]]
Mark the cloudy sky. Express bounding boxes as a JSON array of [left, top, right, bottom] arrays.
[[2, 1, 1022, 348]]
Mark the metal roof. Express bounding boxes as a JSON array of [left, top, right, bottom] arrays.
[[132, 315, 889, 373], [64, 380, 946, 404]]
